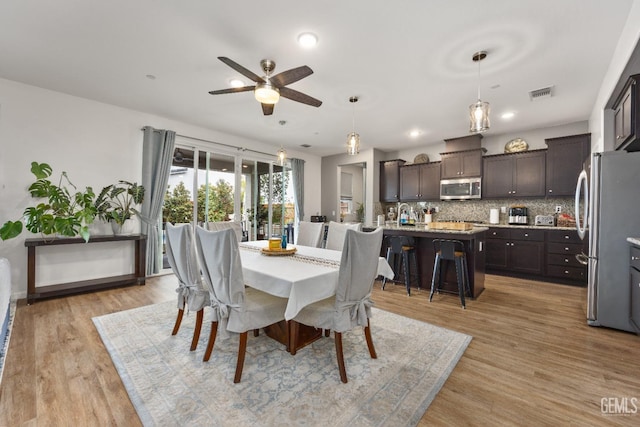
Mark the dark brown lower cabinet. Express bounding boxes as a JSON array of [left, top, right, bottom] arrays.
[[630, 244, 640, 333], [485, 228, 544, 275], [486, 227, 586, 285]]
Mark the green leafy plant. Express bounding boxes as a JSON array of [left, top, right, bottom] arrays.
[[95, 180, 145, 226], [0, 162, 97, 242]]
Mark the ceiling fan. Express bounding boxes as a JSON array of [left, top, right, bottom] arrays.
[[208, 56, 322, 115]]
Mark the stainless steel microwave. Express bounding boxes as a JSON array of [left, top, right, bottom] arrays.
[[440, 177, 482, 200]]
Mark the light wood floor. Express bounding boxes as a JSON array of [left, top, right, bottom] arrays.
[[1, 274, 639, 426]]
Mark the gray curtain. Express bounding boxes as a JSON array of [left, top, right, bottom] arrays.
[[140, 126, 175, 275], [291, 158, 305, 222]]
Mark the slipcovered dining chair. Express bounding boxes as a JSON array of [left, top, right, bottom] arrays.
[[165, 223, 210, 351], [194, 226, 288, 383], [325, 221, 362, 251], [291, 227, 384, 383], [295, 221, 324, 247], [207, 221, 244, 242]]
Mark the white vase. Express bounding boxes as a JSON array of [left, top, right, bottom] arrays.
[[111, 219, 135, 235]]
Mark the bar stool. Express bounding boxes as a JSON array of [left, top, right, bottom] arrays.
[[430, 239, 470, 308], [382, 235, 420, 296]]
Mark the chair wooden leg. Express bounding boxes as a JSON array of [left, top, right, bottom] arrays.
[[172, 308, 184, 335], [334, 332, 348, 383], [364, 320, 377, 359], [324, 329, 330, 337], [203, 321, 219, 362], [290, 321, 299, 355], [253, 329, 259, 337], [234, 332, 248, 383], [190, 308, 204, 351]]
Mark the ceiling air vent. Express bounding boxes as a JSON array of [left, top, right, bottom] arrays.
[[300, 144, 311, 148], [529, 85, 554, 101]]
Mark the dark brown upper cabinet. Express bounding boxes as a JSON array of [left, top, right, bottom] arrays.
[[400, 162, 441, 201], [440, 149, 484, 179], [483, 150, 546, 198], [614, 74, 640, 152], [545, 133, 590, 197], [379, 159, 405, 202]]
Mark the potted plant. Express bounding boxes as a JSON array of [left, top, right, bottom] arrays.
[[0, 162, 97, 242], [95, 180, 145, 234]]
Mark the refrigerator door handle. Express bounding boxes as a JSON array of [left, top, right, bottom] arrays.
[[575, 169, 589, 240]]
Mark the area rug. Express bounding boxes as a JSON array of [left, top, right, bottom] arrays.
[[93, 301, 471, 427]]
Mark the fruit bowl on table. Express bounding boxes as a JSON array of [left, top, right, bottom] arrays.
[[261, 246, 297, 256]]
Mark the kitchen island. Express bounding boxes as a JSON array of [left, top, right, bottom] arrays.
[[367, 224, 487, 298]]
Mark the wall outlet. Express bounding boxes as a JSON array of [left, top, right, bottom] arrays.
[[555, 205, 562, 213], [434, 206, 439, 213], [500, 206, 507, 214]]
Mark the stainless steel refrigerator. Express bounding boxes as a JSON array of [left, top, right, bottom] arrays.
[[575, 150, 640, 333]]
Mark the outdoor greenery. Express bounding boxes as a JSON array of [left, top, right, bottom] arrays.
[[0, 162, 97, 242], [198, 180, 234, 222], [162, 181, 193, 224], [162, 179, 235, 224]]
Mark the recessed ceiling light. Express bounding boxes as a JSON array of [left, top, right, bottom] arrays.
[[229, 79, 244, 88], [501, 112, 516, 120], [297, 32, 318, 48], [409, 130, 422, 138]]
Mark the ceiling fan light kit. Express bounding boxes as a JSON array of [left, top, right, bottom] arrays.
[[469, 50, 490, 133], [347, 96, 361, 155], [254, 82, 280, 104]]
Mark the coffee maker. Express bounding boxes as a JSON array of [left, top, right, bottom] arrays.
[[508, 206, 528, 225]]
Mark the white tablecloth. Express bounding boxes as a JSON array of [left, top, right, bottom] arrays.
[[239, 241, 393, 320]]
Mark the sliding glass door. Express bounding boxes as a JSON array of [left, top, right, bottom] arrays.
[[163, 146, 292, 250]]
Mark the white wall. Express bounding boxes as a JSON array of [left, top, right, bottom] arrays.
[[0, 78, 322, 298]]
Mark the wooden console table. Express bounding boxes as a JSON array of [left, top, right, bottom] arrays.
[[25, 234, 146, 304]]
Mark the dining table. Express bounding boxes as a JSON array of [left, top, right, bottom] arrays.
[[238, 240, 394, 351]]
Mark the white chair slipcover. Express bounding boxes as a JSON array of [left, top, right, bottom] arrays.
[[195, 226, 288, 382], [295, 221, 324, 248], [325, 221, 362, 251], [165, 223, 210, 350], [206, 221, 243, 242], [292, 227, 384, 382]]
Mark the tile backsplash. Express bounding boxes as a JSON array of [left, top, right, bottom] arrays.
[[379, 197, 575, 225]]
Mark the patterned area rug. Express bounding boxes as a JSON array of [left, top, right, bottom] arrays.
[[93, 301, 471, 427]]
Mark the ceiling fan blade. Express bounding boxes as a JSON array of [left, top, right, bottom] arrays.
[[279, 87, 322, 107], [208, 86, 255, 95], [218, 57, 265, 83], [261, 103, 275, 115], [270, 65, 313, 87]]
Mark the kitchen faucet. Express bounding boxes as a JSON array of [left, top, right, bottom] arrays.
[[397, 202, 410, 226]]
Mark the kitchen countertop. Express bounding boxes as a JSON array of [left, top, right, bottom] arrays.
[[365, 224, 488, 235], [481, 223, 577, 231], [627, 237, 640, 246], [366, 222, 575, 232]]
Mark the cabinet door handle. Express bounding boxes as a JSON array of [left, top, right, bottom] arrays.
[[549, 189, 553, 193], [564, 259, 569, 263], [565, 247, 569, 251], [506, 243, 510, 246], [524, 233, 529, 237], [632, 256, 640, 261], [564, 270, 569, 274], [564, 235, 570, 239]]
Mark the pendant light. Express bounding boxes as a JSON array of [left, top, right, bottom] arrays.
[[276, 145, 287, 166], [347, 96, 360, 155], [469, 50, 490, 133]]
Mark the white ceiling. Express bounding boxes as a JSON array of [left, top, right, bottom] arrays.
[[0, 0, 634, 157]]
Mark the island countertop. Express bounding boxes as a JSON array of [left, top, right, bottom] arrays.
[[364, 224, 488, 235]]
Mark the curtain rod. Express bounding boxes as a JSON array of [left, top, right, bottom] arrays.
[[141, 127, 276, 158]]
